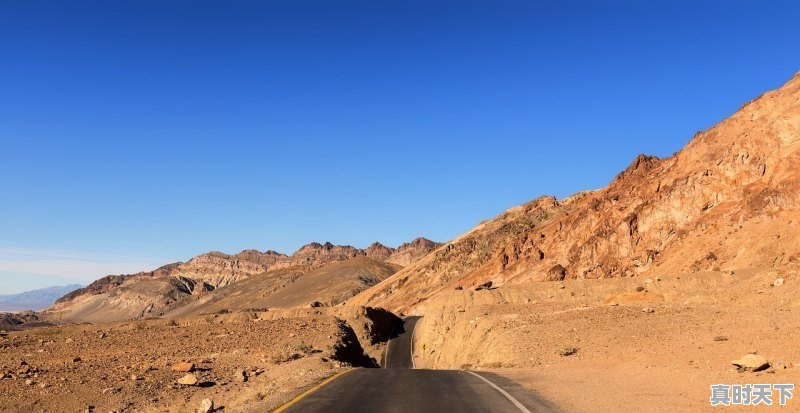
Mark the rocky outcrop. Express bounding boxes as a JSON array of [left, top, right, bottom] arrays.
[[173, 250, 286, 288], [270, 242, 363, 270], [365, 242, 394, 261], [386, 237, 442, 266], [351, 71, 800, 313]]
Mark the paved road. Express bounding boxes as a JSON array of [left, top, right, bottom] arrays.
[[276, 317, 560, 413], [383, 316, 420, 368]]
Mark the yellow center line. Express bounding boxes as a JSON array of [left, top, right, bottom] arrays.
[[272, 369, 355, 413]]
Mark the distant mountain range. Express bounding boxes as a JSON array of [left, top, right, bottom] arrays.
[[45, 238, 441, 323], [0, 285, 83, 312]]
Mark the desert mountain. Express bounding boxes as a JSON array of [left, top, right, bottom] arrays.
[[350, 72, 800, 313], [166, 256, 402, 318], [46, 238, 439, 323]]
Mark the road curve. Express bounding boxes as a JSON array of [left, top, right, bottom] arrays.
[[383, 316, 420, 368], [275, 316, 560, 413]]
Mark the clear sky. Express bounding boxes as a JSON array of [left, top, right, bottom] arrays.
[[1, 1, 799, 294]]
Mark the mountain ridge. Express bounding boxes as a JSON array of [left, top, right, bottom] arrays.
[[349, 71, 800, 313]]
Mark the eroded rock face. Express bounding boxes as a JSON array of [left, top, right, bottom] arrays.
[[56, 263, 182, 304], [351, 71, 800, 313], [386, 238, 442, 266]]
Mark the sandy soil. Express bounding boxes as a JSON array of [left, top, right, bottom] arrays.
[[413, 267, 800, 412]]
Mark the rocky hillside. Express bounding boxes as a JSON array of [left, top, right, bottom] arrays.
[[351, 72, 800, 313], [46, 238, 438, 322], [166, 257, 402, 318]]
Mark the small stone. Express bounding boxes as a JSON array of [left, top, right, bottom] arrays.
[[641, 307, 655, 313], [98, 332, 106, 339], [130, 374, 141, 381], [72, 357, 82, 363], [731, 354, 770, 372], [713, 335, 729, 341], [65, 338, 73, 343], [171, 362, 194, 372], [198, 398, 214, 413], [233, 369, 247, 383], [773, 278, 785, 287], [177, 374, 198, 386], [635, 286, 645, 292], [557, 346, 578, 356]]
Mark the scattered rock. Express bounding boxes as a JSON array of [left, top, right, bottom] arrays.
[[557, 346, 578, 356], [635, 286, 646, 292], [474, 281, 493, 291], [198, 398, 214, 413], [72, 357, 82, 363], [177, 374, 198, 386], [233, 369, 247, 383], [731, 354, 770, 372], [454, 286, 463, 290], [102, 387, 120, 395], [308, 301, 322, 308], [641, 307, 655, 313], [171, 362, 194, 372], [773, 278, 785, 287], [713, 335, 729, 342]]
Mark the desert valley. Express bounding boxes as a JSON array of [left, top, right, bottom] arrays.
[[3, 72, 800, 412]]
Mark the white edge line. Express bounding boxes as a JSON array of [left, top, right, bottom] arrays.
[[467, 371, 533, 413], [410, 317, 417, 369]]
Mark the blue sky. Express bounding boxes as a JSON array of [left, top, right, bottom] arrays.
[[1, 1, 799, 294]]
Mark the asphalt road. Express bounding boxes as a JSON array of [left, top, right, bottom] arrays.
[[276, 317, 560, 413], [383, 316, 420, 368]]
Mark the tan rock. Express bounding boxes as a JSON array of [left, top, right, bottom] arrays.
[[177, 374, 198, 386], [198, 398, 214, 413], [731, 354, 770, 372]]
